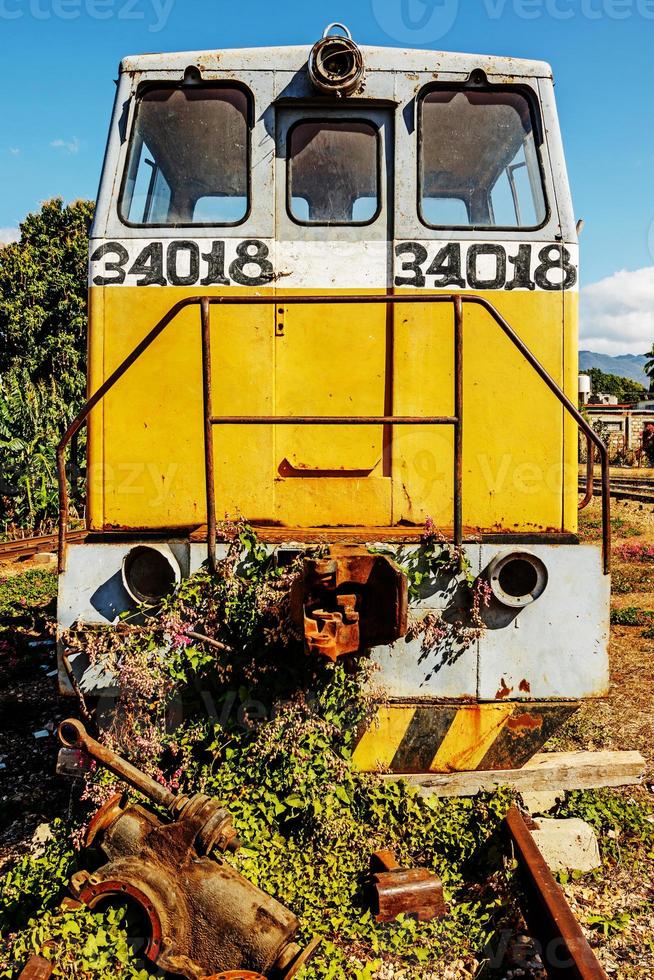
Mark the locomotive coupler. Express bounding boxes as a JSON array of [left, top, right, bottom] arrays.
[[291, 546, 408, 661]]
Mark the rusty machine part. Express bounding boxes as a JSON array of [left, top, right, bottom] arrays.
[[369, 851, 446, 924], [18, 957, 53, 980], [58, 721, 319, 979], [291, 546, 408, 661], [58, 718, 239, 854], [505, 806, 608, 980], [308, 24, 364, 97]]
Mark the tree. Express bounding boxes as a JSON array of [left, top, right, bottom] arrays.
[[0, 197, 93, 403], [581, 367, 647, 405], [0, 198, 93, 532], [644, 343, 654, 391]]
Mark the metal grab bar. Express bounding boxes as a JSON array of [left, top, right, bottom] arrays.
[[57, 293, 610, 576], [579, 435, 595, 511]]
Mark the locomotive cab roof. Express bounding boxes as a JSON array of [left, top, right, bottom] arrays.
[[119, 45, 553, 81]]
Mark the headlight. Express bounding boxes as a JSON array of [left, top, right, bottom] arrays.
[[308, 24, 364, 97], [487, 552, 548, 609], [122, 546, 180, 606]]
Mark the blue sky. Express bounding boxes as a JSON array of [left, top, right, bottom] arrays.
[[0, 0, 652, 353]]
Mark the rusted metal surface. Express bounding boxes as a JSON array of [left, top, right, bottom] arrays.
[[56, 293, 610, 575], [59, 721, 318, 979], [505, 806, 608, 980], [579, 437, 595, 511], [201, 296, 218, 576], [308, 24, 364, 96], [18, 957, 53, 980], [0, 529, 85, 563], [292, 547, 408, 660], [58, 719, 238, 852], [369, 850, 445, 923]]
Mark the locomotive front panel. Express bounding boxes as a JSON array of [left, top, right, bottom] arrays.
[[58, 39, 610, 774]]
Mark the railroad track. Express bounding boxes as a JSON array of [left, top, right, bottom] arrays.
[[0, 530, 86, 562], [580, 478, 654, 505]]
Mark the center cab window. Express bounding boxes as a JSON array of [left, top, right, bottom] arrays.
[[288, 120, 380, 225], [120, 85, 250, 227], [419, 88, 547, 230]]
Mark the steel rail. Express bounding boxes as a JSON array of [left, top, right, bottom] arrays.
[[57, 293, 610, 575], [505, 806, 608, 980], [0, 530, 86, 563]]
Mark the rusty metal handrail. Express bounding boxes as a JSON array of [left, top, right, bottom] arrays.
[[57, 293, 610, 575], [579, 435, 595, 511]]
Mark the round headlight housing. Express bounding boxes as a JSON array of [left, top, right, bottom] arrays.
[[122, 546, 180, 606], [308, 24, 364, 97], [487, 552, 548, 609]]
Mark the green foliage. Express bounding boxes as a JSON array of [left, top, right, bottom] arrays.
[[581, 367, 647, 405], [0, 569, 57, 617], [54, 526, 517, 975], [0, 906, 157, 979], [609, 605, 653, 626], [0, 198, 92, 532], [586, 910, 632, 938], [0, 823, 74, 934], [554, 789, 654, 864]]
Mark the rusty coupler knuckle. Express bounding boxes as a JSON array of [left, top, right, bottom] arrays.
[[292, 546, 408, 661]]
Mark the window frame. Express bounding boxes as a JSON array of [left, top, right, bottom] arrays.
[[285, 116, 383, 229], [118, 80, 254, 230], [417, 82, 550, 234]]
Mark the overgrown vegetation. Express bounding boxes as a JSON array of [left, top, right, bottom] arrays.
[[0, 526, 518, 978], [0, 198, 92, 536]]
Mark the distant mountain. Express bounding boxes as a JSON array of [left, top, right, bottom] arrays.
[[579, 351, 650, 386]]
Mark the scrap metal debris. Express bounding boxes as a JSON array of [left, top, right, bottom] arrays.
[[369, 850, 446, 923], [57, 720, 319, 979]]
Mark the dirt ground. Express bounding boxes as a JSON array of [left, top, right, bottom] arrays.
[[556, 498, 654, 978]]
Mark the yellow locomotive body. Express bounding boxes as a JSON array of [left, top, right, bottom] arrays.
[[58, 30, 610, 774]]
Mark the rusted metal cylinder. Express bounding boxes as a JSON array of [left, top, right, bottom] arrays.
[[58, 719, 238, 853]]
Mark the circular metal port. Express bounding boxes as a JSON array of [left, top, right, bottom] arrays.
[[122, 546, 180, 606], [308, 25, 364, 97], [487, 552, 548, 609]]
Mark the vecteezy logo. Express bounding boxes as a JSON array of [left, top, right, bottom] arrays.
[[371, 0, 460, 43]]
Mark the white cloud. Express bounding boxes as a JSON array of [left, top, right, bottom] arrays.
[[50, 137, 80, 155], [0, 228, 19, 245], [9, 148, 19, 157], [580, 266, 654, 356]]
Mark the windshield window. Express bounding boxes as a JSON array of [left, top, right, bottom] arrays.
[[120, 86, 249, 226], [420, 89, 547, 229], [288, 120, 380, 225]]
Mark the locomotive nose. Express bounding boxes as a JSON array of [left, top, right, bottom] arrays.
[[308, 23, 364, 97]]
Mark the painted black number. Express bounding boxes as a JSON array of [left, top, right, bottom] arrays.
[[534, 245, 578, 291], [466, 244, 507, 290], [395, 242, 428, 287], [229, 240, 274, 286], [505, 244, 535, 291], [129, 243, 166, 287], [201, 241, 229, 286], [426, 244, 464, 288], [91, 242, 129, 286], [167, 241, 200, 286]]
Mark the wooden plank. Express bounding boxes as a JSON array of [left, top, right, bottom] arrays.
[[380, 751, 645, 798]]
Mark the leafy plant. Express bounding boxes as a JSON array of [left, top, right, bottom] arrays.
[[609, 606, 653, 627], [0, 198, 92, 532], [0, 569, 57, 618]]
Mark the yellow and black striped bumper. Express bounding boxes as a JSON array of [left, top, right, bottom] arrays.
[[351, 702, 578, 773]]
